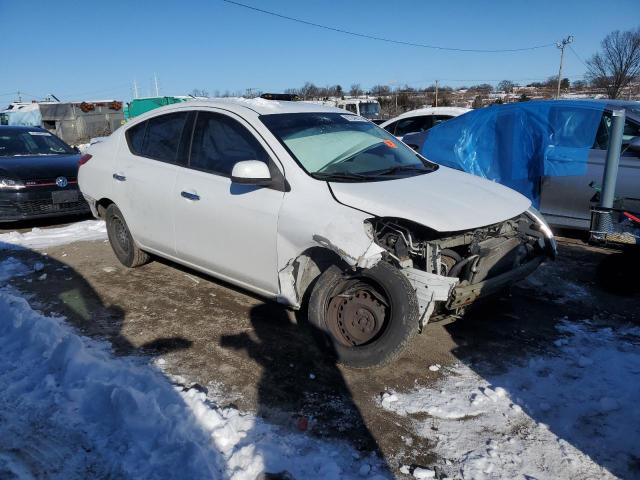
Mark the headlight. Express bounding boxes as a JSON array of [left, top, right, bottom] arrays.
[[0, 178, 26, 190], [526, 207, 554, 239]]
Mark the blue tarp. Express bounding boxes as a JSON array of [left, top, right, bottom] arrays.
[[420, 100, 605, 207]]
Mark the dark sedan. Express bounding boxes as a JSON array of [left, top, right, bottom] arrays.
[[0, 125, 91, 222]]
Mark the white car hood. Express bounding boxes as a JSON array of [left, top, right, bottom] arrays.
[[329, 166, 531, 232]]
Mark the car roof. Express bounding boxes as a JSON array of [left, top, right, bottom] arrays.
[[167, 98, 346, 116], [381, 107, 471, 126]]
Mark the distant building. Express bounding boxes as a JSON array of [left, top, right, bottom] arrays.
[[0, 100, 125, 145]]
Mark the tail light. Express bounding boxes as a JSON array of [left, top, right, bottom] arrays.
[[78, 154, 92, 166]]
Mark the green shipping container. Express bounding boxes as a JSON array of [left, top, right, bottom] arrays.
[[124, 96, 189, 120]]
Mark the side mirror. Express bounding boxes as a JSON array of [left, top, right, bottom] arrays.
[[72, 146, 80, 153], [626, 136, 640, 152], [231, 160, 272, 186]]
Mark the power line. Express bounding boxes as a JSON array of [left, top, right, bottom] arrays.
[[222, 0, 556, 53], [386, 74, 584, 87], [569, 45, 589, 69]]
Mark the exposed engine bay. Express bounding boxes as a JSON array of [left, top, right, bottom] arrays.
[[368, 213, 553, 316]]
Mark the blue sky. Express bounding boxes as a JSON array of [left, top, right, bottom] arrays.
[[1, 0, 637, 102]]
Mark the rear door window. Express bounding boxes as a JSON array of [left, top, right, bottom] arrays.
[[143, 112, 189, 162], [189, 112, 270, 176], [126, 121, 147, 155]]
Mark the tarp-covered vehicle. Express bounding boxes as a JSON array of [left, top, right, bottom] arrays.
[[405, 100, 640, 230]]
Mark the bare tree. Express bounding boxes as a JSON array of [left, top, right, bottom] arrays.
[[471, 95, 485, 109], [370, 84, 391, 97], [469, 83, 493, 94], [300, 82, 319, 100], [497, 80, 514, 93], [586, 28, 640, 99], [190, 88, 209, 97], [572, 80, 588, 90], [349, 83, 363, 97]]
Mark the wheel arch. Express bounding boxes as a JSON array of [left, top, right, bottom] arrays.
[[278, 246, 350, 309], [95, 198, 115, 218]]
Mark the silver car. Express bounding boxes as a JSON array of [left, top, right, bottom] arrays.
[[539, 100, 640, 230]]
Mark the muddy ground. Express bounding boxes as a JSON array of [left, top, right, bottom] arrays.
[[2, 218, 638, 476]]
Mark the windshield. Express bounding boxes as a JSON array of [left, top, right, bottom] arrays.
[[358, 102, 380, 117], [0, 129, 75, 157], [260, 112, 437, 181]]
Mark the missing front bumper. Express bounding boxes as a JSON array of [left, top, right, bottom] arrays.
[[446, 256, 544, 309]]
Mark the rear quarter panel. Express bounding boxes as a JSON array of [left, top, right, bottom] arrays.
[[78, 133, 122, 207]]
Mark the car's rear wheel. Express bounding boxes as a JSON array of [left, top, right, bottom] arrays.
[[105, 204, 150, 268], [308, 261, 419, 368]]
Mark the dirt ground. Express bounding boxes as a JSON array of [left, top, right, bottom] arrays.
[[2, 218, 638, 476]]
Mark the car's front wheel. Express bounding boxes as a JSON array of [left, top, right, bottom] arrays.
[[308, 261, 419, 368], [105, 204, 150, 268]]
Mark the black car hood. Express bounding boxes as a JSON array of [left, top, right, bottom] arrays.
[[0, 154, 81, 180]]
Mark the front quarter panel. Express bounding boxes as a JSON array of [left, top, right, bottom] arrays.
[[276, 178, 385, 306]]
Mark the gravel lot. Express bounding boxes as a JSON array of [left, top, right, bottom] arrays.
[[2, 217, 638, 478]]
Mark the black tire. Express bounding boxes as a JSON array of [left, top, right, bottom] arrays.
[[308, 261, 419, 368], [105, 204, 150, 268]]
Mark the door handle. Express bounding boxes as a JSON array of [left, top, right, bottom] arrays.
[[181, 191, 200, 201], [112, 173, 126, 182]]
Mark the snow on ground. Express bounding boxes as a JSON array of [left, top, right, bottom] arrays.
[[0, 258, 387, 480], [0, 220, 106, 251], [380, 319, 640, 479]]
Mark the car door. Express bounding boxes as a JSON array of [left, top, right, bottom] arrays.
[[113, 111, 193, 253], [173, 110, 284, 294], [540, 108, 640, 229]]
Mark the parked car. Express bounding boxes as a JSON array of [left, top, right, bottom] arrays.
[[79, 99, 555, 368], [380, 107, 471, 140], [408, 100, 640, 230], [0, 125, 90, 222], [539, 100, 640, 230]]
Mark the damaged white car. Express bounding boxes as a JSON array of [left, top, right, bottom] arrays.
[[79, 98, 556, 368]]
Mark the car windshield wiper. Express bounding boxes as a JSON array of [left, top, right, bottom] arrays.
[[311, 171, 373, 181], [366, 165, 432, 177]]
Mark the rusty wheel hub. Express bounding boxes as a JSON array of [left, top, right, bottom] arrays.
[[327, 288, 387, 347]]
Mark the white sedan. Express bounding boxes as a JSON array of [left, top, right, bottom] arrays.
[[79, 98, 555, 368], [380, 106, 471, 140]]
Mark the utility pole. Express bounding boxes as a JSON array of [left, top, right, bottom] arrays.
[[154, 73, 160, 97], [555, 35, 573, 99], [17, 91, 22, 102], [133, 79, 139, 99], [435, 80, 439, 107]]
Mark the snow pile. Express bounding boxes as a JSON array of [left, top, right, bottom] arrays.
[[0, 258, 387, 480], [0, 256, 31, 282], [217, 97, 283, 111], [0, 220, 106, 250], [381, 320, 640, 479]]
